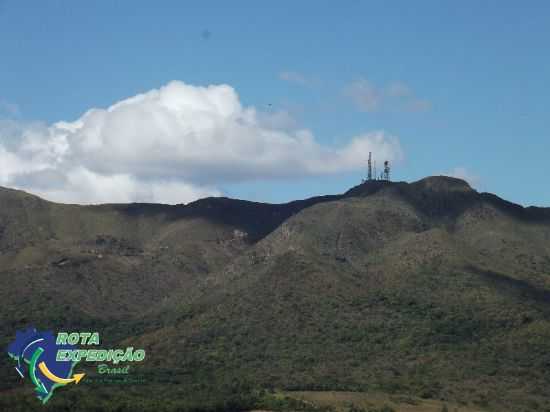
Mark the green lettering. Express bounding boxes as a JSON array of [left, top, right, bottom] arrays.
[[56, 350, 69, 361], [66, 350, 75, 362], [79, 332, 91, 344], [89, 332, 100, 345], [133, 349, 145, 362], [122, 347, 134, 362], [56, 332, 68, 345], [67, 333, 80, 345], [112, 349, 124, 364], [75, 349, 88, 361]]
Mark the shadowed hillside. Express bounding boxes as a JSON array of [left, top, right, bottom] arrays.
[[1, 177, 550, 412]]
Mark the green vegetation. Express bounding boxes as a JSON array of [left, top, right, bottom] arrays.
[[1, 177, 550, 411]]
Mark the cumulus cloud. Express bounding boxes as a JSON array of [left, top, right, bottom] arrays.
[[344, 78, 431, 113], [0, 81, 403, 204], [442, 167, 480, 188]]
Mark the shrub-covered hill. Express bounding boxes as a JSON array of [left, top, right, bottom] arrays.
[[1, 176, 550, 411]]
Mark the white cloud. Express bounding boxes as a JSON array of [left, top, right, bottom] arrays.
[[442, 167, 480, 188], [0, 81, 403, 204], [255, 109, 298, 131], [279, 71, 320, 87], [344, 79, 381, 112], [344, 78, 431, 113], [16, 168, 222, 205], [386, 82, 412, 98]]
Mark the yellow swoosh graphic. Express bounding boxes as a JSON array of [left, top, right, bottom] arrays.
[[38, 361, 85, 385]]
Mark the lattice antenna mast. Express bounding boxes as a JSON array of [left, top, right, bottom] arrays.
[[383, 160, 391, 181], [367, 152, 373, 181]]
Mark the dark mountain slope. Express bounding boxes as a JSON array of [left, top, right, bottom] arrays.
[[0, 187, 343, 321], [129, 178, 550, 411], [1, 177, 550, 411]]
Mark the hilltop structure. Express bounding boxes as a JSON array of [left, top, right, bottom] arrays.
[[363, 152, 391, 182]]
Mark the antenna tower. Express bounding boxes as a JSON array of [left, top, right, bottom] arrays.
[[367, 152, 373, 181], [383, 160, 391, 181]]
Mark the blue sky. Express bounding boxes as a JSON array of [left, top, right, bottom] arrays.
[[0, 1, 548, 206]]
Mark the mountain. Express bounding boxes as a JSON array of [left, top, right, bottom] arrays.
[[1, 177, 550, 412]]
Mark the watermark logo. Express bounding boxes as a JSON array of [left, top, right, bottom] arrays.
[[7, 327, 146, 404], [7, 327, 85, 404]]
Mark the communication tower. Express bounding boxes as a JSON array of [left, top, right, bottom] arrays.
[[367, 152, 373, 181], [383, 160, 391, 181]]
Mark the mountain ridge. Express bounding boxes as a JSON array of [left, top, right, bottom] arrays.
[[3, 175, 549, 220], [2, 176, 550, 411]]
